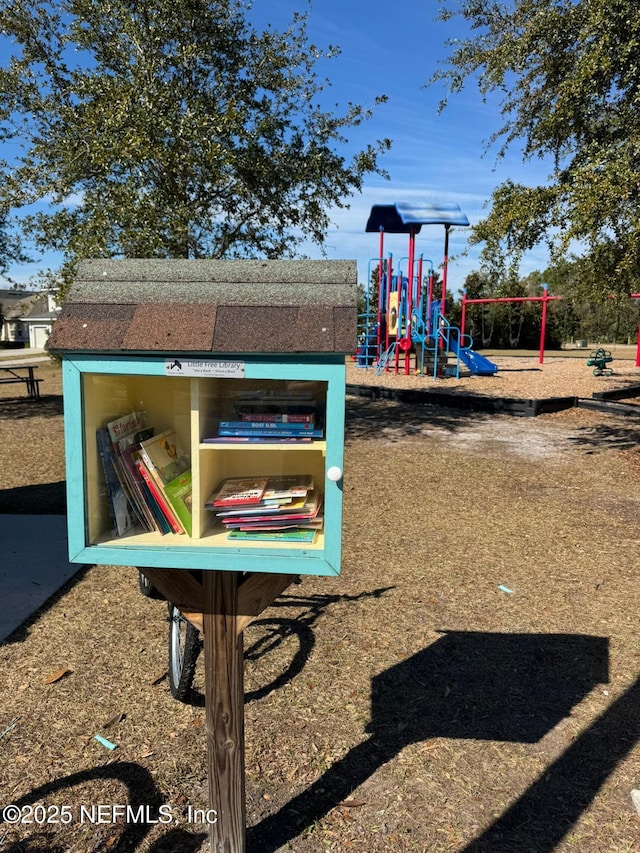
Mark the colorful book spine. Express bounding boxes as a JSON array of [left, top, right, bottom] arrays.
[[202, 436, 312, 444], [96, 428, 138, 536], [217, 428, 324, 438], [240, 413, 313, 423], [164, 470, 192, 536], [115, 447, 157, 533], [227, 529, 317, 542], [218, 420, 315, 430], [136, 460, 185, 534]]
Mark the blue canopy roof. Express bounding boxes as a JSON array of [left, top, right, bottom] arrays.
[[365, 201, 470, 233]]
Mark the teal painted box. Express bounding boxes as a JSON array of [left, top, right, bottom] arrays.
[[48, 260, 356, 576]]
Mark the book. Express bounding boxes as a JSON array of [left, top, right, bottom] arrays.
[[226, 528, 317, 543], [164, 470, 193, 536], [217, 428, 324, 438], [135, 470, 172, 534], [240, 413, 314, 423], [139, 429, 189, 485], [202, 436, 312, 444], [261, 475, 314, 500], [107, 411, 145, 450], [136, 457, 184, 534], [211, 476, 313, 516], [218, 420, 316, 431], [214, 495, 308, 517], [119, 444, 166, 533], [96, 427, 138, 536], [218, 492, 321, 526], [107, 411, 150, 453], [208, 477, 269, 508]]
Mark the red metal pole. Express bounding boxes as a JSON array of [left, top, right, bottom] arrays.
[[636, 326, 640, 368], [539, 284, 549, 365], [462, 296, 560, 304], [460, 289, 467, 341], [386, 255, 392, 370], [441, 224, 450, 323], [404, 227, 416, 374], [376, 227, 384, 359]]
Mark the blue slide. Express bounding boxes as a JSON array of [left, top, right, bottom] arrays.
[[448, 337, 498, 375]]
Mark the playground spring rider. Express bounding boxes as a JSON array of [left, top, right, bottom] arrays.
[[587, 348, 613, 376]]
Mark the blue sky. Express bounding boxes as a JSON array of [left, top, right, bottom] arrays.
[[247, 0, 554, 292], [3, 1, 553, 293]]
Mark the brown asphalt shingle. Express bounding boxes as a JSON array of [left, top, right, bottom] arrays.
[[48, 259, 356, 355]]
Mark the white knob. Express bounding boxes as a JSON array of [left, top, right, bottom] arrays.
[[326, 466, 343, 482]]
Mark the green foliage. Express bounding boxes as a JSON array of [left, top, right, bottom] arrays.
[[433, 0, 640, 297], [0, 207, 29, 277], [0, 0, 390, 294]]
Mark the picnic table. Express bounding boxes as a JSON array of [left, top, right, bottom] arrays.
[[0, 364, 42, 398]]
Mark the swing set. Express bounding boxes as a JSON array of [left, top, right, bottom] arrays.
[[460, 285, 561, 365]]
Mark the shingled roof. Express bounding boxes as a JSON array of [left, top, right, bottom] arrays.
[[47, 259, 357, 355]]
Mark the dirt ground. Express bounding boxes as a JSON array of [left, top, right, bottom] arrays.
[[1, 356, 640, 852], [346, 346, 640, 401]]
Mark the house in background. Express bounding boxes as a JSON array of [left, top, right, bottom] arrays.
[[0, 288, 60, 348]]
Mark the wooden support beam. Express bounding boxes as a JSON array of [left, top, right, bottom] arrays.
[[204, 571, 246, 852], [139, 569, 294, 636], [236, 573, 295, 634], [137, 567, 203, 613]]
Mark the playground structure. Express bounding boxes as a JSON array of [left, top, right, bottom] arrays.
[[356, 201, 564, 377], [356, 201, 499, 379]]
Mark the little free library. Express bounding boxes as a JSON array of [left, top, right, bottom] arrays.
[[47, 258, 357, 851]]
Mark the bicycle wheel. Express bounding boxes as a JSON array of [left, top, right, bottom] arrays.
[[138, 570, 163, 599], [167, 602, 200, 702]]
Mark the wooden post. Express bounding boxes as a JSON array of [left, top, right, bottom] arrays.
[[203, 571, 246, 852]]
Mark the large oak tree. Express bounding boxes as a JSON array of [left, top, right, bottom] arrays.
[[0, 0, 389, 290], [433, 0, 640, 298]]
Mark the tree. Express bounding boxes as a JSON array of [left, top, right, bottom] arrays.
[[0, 0, 390, 293], [0, 207, 29, 278], [432, 0, 640, 298]]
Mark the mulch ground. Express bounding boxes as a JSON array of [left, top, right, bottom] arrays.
[[1, 357, 639, 852]]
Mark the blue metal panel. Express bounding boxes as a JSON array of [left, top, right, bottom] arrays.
[[365, 201, 469, 233], [365, 204, 415, 234], [395, 201, 470, 227]]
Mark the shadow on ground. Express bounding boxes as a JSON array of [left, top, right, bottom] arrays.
[[0, 393, 62, 420], [568, 422, 640, 453], [345, 395, 491, 442], [0, 481, 66, 514], [181, 588, 393, 708], [0, 762, 207, 852], [247, 630, 637, 853]]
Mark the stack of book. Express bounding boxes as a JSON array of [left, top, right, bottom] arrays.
[[96, 412, 192, 537], [203, 391, 324, 443], [205, 475, 322, 542]]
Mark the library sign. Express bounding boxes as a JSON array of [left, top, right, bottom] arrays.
[[164, 358, 246, 378]]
